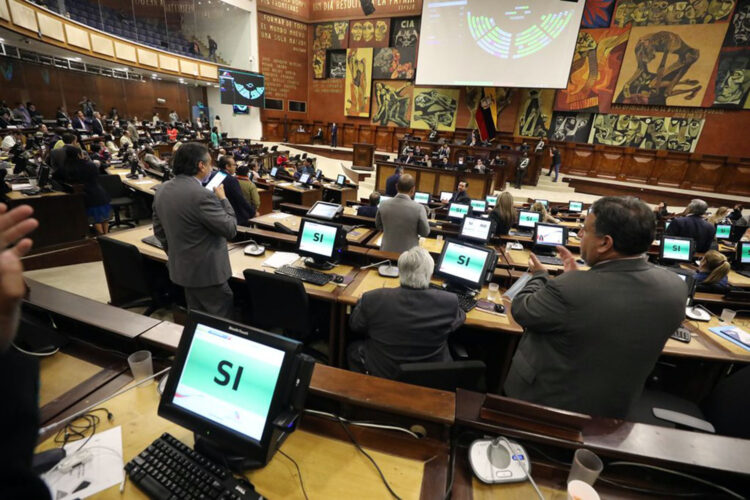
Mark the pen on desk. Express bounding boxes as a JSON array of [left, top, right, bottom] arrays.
[[120, 474, 127, 493]]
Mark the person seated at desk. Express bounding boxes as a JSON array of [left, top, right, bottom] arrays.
[[504, 196, 687, 419], [71, 110, 88, 132], [376, 174, 430, 254], [439, 157, 452, 169], [217, 156, 255, 224], [664, 199, 715, 253], [0, 109, 12, 129], [728, 204, 744, 224], [357, 192, 380, 218], [54, 145, 111, 235], [385, 166, 402, 197], [489, 154, 504, 167], [119, 130, 134, 148], [167, 125, 178, 142], [530, 201, 560, 224], [12, 102, 31, 128], [55, 106, 70, 127], [347, 246, 466, 379], [248, 161, 261, 182], [400, 142, 413, 156], [447, 180, 471, 205], [216, 148, 227, 162], [153, 142, 237, 318], [413, 145, 423, 157], [27, 102, 43, 125], [401, 151, 416, 164], [437, 143, 450, 159], [297, 158, 316, 177], [489, 192, 514, 236], [695, 250, 731, 294], [143, 146, 166, 170], [474, 158, 486, 174], [420, 154, 432, 168], [707, 206, 731, 226], [236, 164, 261, 215]]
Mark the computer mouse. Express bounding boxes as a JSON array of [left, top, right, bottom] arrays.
[[333, 275, 344, 284], [576, 258, 585, 265], [244, 243, 266, 256], [494, 303, 505, 314]]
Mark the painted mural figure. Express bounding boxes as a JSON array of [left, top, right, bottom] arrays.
[[347, 51, 368, 114], [518, 90, 548, 137], [372, 82, 411, 127], [412, 90, 457, 130]]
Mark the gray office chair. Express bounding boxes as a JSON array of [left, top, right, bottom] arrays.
[[395, 360, 486, 392], [98, 174, 137, 228]]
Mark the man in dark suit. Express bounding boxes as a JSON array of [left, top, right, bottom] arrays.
[[330, 122, 338, 147], [664, 199, 715, 253], [385, 165, 402, 197], [216, 156, 255, 225], [71, 111, 88, 132], [91, 111, 105, 136], [357, 192, 380, 218], [449, 180, 471, 204], [348, 246, 466, 379], [504, 196, 687, 419], [153, 143, 237, 318], [376, 174, 430, 253], [49, 133, 78, 172]]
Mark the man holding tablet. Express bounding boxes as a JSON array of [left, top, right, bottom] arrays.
[[153, 143, 237, 318], [504, 196, 686, 419]]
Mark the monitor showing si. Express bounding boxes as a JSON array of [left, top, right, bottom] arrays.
[[660, 236, 694, 263], [435, 239, 495, 292]]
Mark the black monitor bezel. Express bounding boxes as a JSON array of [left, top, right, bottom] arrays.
[[660, 235, 695, 263], [158, 311, 302, 455], [448, 203, 471, 220], [459, 216, 493, 244], [533, 223, 569, 247], [435, 238, 494, 290], [335, 174, 346, 186], [736, 241, 750, 266], [535, 199, 548, 208], [715, 224, 732, 240], [414, 191, 431, 204], [518, 210, 541, 229], [568, 201, 584, 212], [470, 199, 487, 213], [296, 217, 343, 260], [270, 166, 278, 178], [485, 195, 498, 207], [306, 201, 342, 221]]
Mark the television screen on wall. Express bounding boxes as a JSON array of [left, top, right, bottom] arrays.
[[219, 69, 265, 108]]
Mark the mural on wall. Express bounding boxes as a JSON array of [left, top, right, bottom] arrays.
[[464, 87, 514, 133], [588, 113, 704, 152], [372, 46, 417, 80], [344, 48, 373, 117], [613, 0, 736, 26], [582, 0, 617, 28], [410, 87, 459, 131], [515, 89, 555, 138], [327, 50, 347, 78], [349, 19, 390, 48], [372, 81, 413, 127], [724, 0, 750, 47], [614, 24, 727, 107], [711, 49, 750, 107], [555, 27, 630, 113], [312, 50, 326, 79], [390, 17, 421, 47], [313, 22, 349, 50], [549, 112, 594, 142]]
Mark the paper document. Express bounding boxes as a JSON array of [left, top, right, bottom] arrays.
[[43, 426, 124, 499], [268, 212, 291, 219], [11, 183, 33, 191], [277, 182, 292, 186], [262, 252, 299, 269]]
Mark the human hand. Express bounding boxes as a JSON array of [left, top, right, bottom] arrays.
[[0, 203, 38, 251], [213, 184, 226, 200], [527, 252, 547, 273], [556, 245, 580, 273]]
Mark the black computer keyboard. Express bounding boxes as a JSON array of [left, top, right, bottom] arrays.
[[736, 269, 750, 279], [429, 284, 477, 312], [142, 235, 164, 250], [510, 231, 533, 238], [671, 327, 692, 343], [124, 433, 260, 500], [534, 254, 563, 266], [275, 265, 332, 285]]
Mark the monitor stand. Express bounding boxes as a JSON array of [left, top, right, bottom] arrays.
[[303, 256, 334, 271], [532, 244, 557, 257], [194, 430, 287, 472], [440, 282, 478, 297]]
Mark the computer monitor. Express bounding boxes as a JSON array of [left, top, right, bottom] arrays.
[[270, 166, 278, 178], [518, 210, 541, 229], [298, 173, 311, 185], [37, 165, 50, 191], [414, 192, 430, 204], [306, 201, 342, 221], [439, 191, 453, 203], [448, 203, 470, 220], [660, 236, 695, 263], [158, 310, 308, 469], [568, 201, 583, 212], [716, 224, 732, 240], [435, 239, 495, 292], [533, 223, 568, 248], [535, 199, 548, 208], [736, 242, 750, 268], [335, 174, 346, 186], [296, 218, 345, 270], [379, 195, 392, 206], [315, 169, 323, 180], [460, 216, 493, 244], [470, 199, 487, 213], [486, 195, 498, 207]]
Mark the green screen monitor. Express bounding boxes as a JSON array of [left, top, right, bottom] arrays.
[[414, 192, 430, 204], [296, 218, 344, 269], [737, 242, 750, 266], [448, 203, 470, 220], [568, 201, 583, 212], [535, 199, 548, 208], [660, 236, 694, 263], [715, 224, 732, 239], [518, 210, 541, 229], [486, 195, 498, 207], [470, 199, 487, 212], [435, 239, 494, 291], [159, 310, 305, 468]]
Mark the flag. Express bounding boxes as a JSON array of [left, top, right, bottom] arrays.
[[475, 88, 497, 141]]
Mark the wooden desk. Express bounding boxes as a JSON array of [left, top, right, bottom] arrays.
[[5, 191, 89, 252], [107, 167, 161, 195], [728, 269, 750, 288], [250, 212, 375, 245], [322, 183, 358, 205], [366, 232, 445, 254], [376, 161, 496, 200], [258, 178, 323, 206]]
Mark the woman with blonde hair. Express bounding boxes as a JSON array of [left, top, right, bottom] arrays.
[[708, 207, 731, 225], [489, 192, 514, 236], [530, 201, 560, 224], [695, 250, 730, 294]]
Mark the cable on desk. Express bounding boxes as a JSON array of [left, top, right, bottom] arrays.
[[278, 449, 309, 500], [53, 407, 113, 451], [11, 342, 59, 357], [304, 409, 422, 439], [335, 415, 403, 500]]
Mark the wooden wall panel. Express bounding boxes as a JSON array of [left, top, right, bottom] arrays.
[[592, 149, 624, 179], [564, 144, 595, 175], [199, 64, 217, 79], [114, 41, 137, 63], [621, 150, 656, 183], [358, 126, 374, 145], [159, 54, 179, 73], [0, 0, 10, 21], [418, 171, 437, 193], [722, 162, 750, 195], [342, 124, 356, 148], [9, 0, 36, 31], [90, 33, 114, 57], [137, 48, 158, 68], [64, 24, 90, 50], [37, 12, 64, 42], [375, 128, 392, 151], [653, 154, 690, 187], [683, 158, 725, 192], [377, 164, 395, 191], [180, 59, 199, 77]]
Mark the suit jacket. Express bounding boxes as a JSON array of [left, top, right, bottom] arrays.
[[385, 173, 400, 197], [49, 146, 67, 172], [72, 117, 88, 131], [153, 175, 237, 288], [376, 193, 430, 254], [357, 205, 378, 218], [91, 118, 104, 135], [219, 172, 254, 225], [664, 214, 715, 253], [349, 287, 466, 379], [504, 257, 687, 419], [450, 190, 471, 205]]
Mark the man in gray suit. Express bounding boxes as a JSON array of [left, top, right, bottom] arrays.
[[348, 246, 466, 379], [376, 174, 430, 254], [504, 196, 686, 419], [153, 142, 237, 318]]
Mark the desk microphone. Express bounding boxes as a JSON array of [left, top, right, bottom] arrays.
[[361, 259, 399, 278]]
